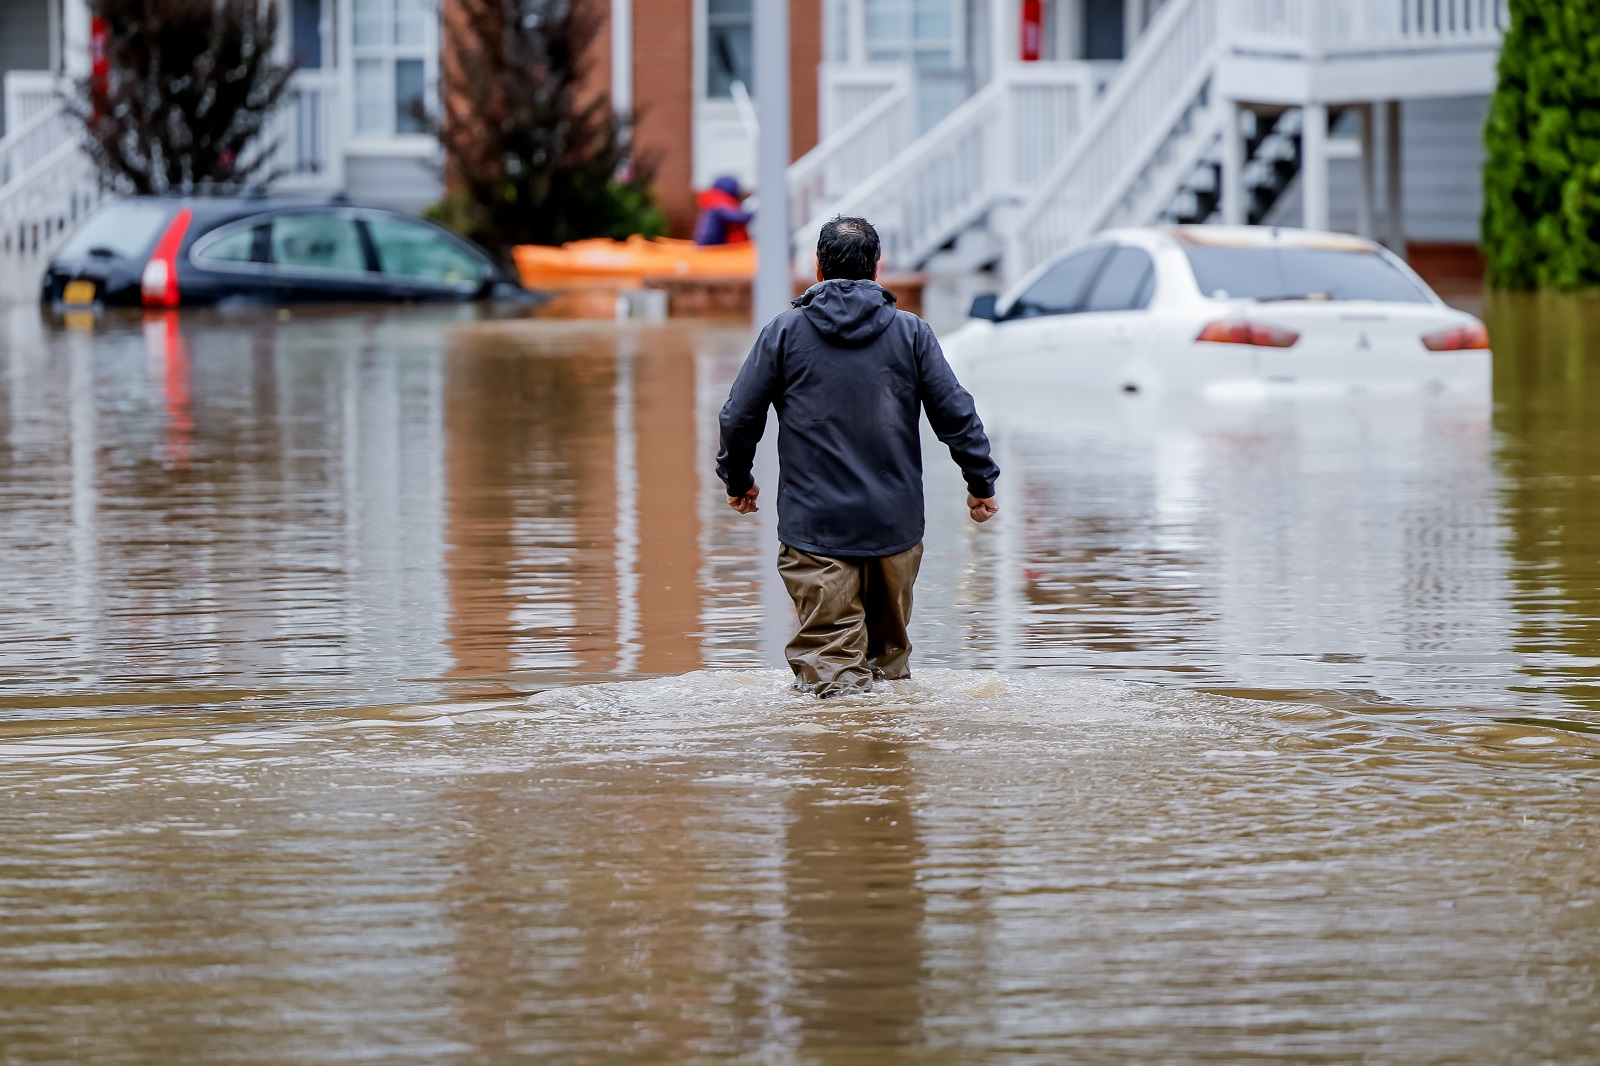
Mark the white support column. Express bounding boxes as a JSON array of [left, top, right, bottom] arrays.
[[611, 0, 632, 118], [1355, 102, 1375, 240], [1221, 99, 1246, 225], [753, 0, 792, 324], [991, 0, 1014, 78], [1384, 99, 1404, 253], [62, 0, 90, 77], [1301, 102, 1329, 232]]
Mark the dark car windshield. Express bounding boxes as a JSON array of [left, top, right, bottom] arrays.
[[1182, 244, 1431, 303], [58, 201, 176, 260]]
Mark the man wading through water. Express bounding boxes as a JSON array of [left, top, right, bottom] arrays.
[[716, 216, 1001, 696]]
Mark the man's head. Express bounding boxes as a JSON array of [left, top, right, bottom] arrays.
[[816, 216, 881, 281]]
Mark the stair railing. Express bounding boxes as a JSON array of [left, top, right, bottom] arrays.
[[786, 79, 915, 232], [0, 92, 107, 261], [1005, 0, 1222, 282], [791, 63, 1095, 274]]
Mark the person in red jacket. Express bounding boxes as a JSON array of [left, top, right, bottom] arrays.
[[693, 176, 753, 246]]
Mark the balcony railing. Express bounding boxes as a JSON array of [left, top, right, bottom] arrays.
[[1229, 0, 1509, 56]]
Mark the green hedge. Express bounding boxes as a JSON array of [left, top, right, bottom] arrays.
[[1483, 0, 1600, 290]]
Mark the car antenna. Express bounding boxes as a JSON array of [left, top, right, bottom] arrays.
[[327, 191, 350, 205]]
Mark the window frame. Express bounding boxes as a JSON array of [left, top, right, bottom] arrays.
[[362, 211, 494, 288], [1080, 244, 1157, 313], [705, 0, 754, 99], [188, 214, 278, 275], [345, 0, 439, 143], [1001, 242, 1112, 321]]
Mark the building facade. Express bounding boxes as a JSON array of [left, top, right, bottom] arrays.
[[3, 0, 1502, 273]]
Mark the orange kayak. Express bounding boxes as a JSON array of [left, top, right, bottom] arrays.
[[513, 235, 756, 289]]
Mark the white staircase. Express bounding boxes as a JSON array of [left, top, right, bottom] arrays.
[[1007, 0, 1224, 281], [796, 0, 1507, 282], [0, 80, 105, 263], [787, 63, 1103, 275]]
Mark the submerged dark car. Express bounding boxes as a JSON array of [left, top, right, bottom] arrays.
[[41, 195, 528, 308]]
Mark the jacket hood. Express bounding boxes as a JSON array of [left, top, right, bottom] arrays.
[[793, 279, 899, 347], [697, 186, 740, 208]]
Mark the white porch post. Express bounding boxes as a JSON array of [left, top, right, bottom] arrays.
[[1355, 102, 1375, 240], [62, 0, 90, 77], [1301, 102, 1328, 232], [1221, 99, 1246, 225], [753, 0, 792, 324], [611, 0, 632, 118], [1384, 99, 1404, 252], [991, 0, 1014, 76]]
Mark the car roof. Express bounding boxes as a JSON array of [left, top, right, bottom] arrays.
[[122, 194, 418, 224], [1156, 224, 1382, 253]]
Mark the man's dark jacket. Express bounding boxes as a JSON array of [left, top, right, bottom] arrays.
[[716, 279, 999, 558]]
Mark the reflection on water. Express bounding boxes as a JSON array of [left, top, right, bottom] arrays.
[[2, 300, 1599, 1062]]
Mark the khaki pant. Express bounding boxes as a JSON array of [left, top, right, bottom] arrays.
[[776, 542, 923, 696]]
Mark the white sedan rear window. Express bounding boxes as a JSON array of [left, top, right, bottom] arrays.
[[1183, 246, 1430, 303]]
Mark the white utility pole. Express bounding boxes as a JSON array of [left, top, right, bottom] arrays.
[[611, 0, 632, 119], [753, 0, 791, 325]]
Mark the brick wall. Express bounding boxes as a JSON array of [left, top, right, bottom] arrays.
[[631, 0, 698, 235], [791, 0, 823, 163]]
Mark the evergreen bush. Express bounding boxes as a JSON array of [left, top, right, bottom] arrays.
[[69, 0, 293, 194], [1482, 0, 1600, 290], [428, 0, 665, 261]]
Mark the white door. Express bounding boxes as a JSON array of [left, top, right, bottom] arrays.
[[973, 243, 1112, 401]]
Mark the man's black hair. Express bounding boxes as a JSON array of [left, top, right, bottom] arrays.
[[816, 216, 881, 281]]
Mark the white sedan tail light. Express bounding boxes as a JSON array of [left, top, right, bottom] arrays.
[[1194, 319, 1300, 348], [1420, 322, 1490, 351]]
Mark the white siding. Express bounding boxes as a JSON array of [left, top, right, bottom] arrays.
[[0, 0, 51, 137], [343, 154, 443, 210], [1266, 94, 1489, 244]]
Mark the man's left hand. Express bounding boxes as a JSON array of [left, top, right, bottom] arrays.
[[967, 493, 999, 523], [728, 484, 760, 514]]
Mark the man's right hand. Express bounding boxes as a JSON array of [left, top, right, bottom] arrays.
[[967, 494, 999, 523], [728, 484, 760, 514]]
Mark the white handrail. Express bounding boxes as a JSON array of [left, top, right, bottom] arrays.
[[793, 64, 1094, 272], [0, 101, 76, 191], [1007, 0, 1221, 279], [786, 83, 913, 230]]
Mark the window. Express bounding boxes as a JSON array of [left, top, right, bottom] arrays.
[[293, 0, 324, 68], [707, 0, 753, 97], [58, 201, 175, 260], [193, 223, 271, 267], [367, 216, 485, 284], [863, 0, 958, 67], [1083, 246, 1155, 311], [352, 0, 433, 136], [1181, 245, 1431, 303], [1007, 245, 1110, 318], [271, 214, 369, 274]]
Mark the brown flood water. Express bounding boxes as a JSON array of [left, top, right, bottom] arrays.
[[1, 295, 1597, 1063]]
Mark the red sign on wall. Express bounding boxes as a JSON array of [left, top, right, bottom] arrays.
[[1020, 0, 1043, 62]]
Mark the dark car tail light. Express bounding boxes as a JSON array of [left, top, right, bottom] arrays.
[[140, 207, 193, 308], [1195, 319, 1300, 348], [1421, 322, 1490, 351]]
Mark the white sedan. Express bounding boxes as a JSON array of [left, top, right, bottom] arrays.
[[942, 226, 1490, 399]]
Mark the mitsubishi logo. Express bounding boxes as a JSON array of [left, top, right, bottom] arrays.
[[1356, 332, 1372, 350]]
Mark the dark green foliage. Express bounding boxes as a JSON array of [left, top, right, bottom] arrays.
[[1482, 0, 1600, 290], [69, 0, 294, 194], [429, 0, 664, 261]]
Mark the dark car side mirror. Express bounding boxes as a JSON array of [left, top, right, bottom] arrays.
[[969, 293, 1000, 321]]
